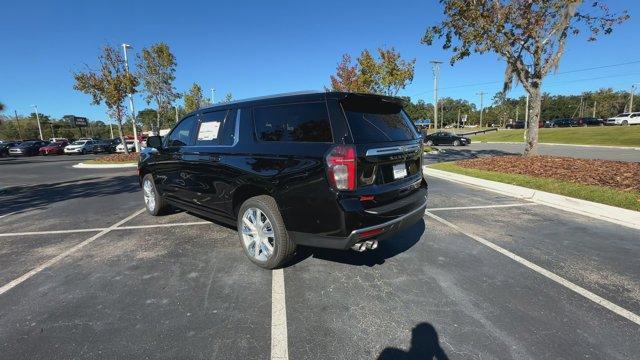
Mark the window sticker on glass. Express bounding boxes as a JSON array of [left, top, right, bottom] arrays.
[[198, 121, 221, 141]]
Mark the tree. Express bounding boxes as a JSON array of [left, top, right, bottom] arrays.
[[0, 102, 5, 112], [221, 92, 234, 103], [137, 43, 180, 134], [73, 45, 138, 154], [423, 0, 629, 155], [330, 47, 416, 96], [183, 83, 210, 113]]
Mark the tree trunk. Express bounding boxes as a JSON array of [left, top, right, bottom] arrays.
[[524, 86, 542, 156], [156, 108, 161, 136], [117, 118, 129, 155]]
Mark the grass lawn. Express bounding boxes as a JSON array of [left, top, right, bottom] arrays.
[[471, 126, 640, 147], [430, 161, 640, 211]]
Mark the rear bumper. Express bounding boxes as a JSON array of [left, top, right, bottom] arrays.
[[290, 186, 428, 250]]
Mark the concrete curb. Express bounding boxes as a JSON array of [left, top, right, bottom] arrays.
[[423, 166, 640, 230], [480, 141, 640, 150], [73, 162, 137, 169]]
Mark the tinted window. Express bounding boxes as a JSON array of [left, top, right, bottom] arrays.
[[254, 102, 332, 142], [168, 115, 196, 147], [342, 98, 418, 143], [196, 109, 237, 146]]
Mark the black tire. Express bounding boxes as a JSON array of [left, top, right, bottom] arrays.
[[622, 120, 629, 126], [453, 140, 460, 146], [81, 149, 86, 155], [237, 195, 296, 269], [142, 174, 168, 216]]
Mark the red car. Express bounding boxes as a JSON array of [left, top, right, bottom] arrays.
[[39, 141, 68, 155]]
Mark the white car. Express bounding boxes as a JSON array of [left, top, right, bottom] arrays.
[[64, 140, 95, 155], [116, 140, 136, 153], [606, 112, 640, 126]]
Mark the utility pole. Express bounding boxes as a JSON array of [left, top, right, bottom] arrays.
[[122, 43, 140, 152], [476, 91, 486, 128], [50, 123, 55, 138], [175, 106, 179, 123], [515, 107, 519, 122], [457, 108, 461, 132], [14, 110, 22, 140], [592, 101, 597, 118], [211, 88, 216, 104], [110, 123, 114, 139], [31, 105, 44, 140], [429, 60, 442, 130]]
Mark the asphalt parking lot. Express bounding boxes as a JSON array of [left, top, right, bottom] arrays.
[[1, 155, 639, 359]]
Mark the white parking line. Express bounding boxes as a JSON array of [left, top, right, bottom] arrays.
[[114, 221, 211, 230], [0, 228, 106, 237], [0, 208, 145, 296], [427, 203, 538, 212], [271, 268, 289, 360], [425, 211, 640, 326], [0, 221, 212, 237]]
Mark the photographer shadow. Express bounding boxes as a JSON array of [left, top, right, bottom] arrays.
[[378, 322, 449, 360]]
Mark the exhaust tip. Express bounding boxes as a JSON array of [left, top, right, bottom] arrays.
[[351, 242, 367, 252]]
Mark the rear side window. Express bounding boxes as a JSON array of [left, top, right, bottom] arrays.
[[342, 98, 418, 143], [254, 102, 332, 142], [167, 115, 196, 147], [195, 109, 238, 146]]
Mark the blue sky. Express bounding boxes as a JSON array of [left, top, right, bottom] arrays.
[[1, 0, 638, 123]]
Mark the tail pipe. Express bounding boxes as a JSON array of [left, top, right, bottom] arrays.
[[350, 240, 378, 252]]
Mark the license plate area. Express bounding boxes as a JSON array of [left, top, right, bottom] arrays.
[[392, 163, 407, 179]]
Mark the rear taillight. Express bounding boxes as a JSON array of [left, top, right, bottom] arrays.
[[326, 145, 356, 191]]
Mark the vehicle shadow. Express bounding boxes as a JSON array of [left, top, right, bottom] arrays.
[[377, 322, 449, 360], [423, 148, 515, 165], [287, 219, 425, 267], [0, 176, 139, 216]]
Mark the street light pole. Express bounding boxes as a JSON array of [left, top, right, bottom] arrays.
[[476, 92, 486, 128], [630, 84, 639, 113], [429, 61, 442, 130], [211, 88, 216, 104], [31, 105, 44, 140], [122, 43, 140, 152]]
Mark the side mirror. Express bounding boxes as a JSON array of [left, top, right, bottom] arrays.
[[147, 136, 163, 150]]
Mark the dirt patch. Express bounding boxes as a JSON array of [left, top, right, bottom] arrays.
[[88, 153, 139, 164], [456, 155, 640, 192]]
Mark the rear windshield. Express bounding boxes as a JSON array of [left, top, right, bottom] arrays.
[[342, 98, 418, 143]]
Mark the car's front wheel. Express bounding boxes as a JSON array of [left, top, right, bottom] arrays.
[[238, 195, 295, 269], [142, 174, 168, 216], [453, 140, 460, 146], [622, 120, 629, 126]]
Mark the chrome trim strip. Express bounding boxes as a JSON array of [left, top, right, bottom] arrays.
[[347, 197, 427, 240], [365, 144, 421, 157]]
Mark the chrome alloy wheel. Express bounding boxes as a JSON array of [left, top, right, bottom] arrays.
[[241, 207, 275, 262], [143, 179, 156, 212]]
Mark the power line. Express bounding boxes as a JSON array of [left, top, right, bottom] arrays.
[[410, 60, 640, 97]]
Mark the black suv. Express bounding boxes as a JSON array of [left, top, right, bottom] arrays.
[[139, 92, 428, 268]]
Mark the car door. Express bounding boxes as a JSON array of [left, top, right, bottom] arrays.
[[180, 108, 238, 215], [153, 114, 198, 201]]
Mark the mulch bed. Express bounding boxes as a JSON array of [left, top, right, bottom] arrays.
[[456, 155, 640, 192], [96, 153, 139, 163]]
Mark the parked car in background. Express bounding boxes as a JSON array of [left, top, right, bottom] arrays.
[[64, 140, 95, 155], [506, 121, 525, 129], [0, 141, 20, 157], [573, 117, 604, 127], [423, 131, 470, 146], [139, 91, 428, 269], [116, 140, 136, 153], [39, 141, 68, 155], [48, 137, 69, 143], [606, 112, 640, 126], [92, 139, 117, 154], [9, 140, 47, 156], [545, 118, 577, 128]]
